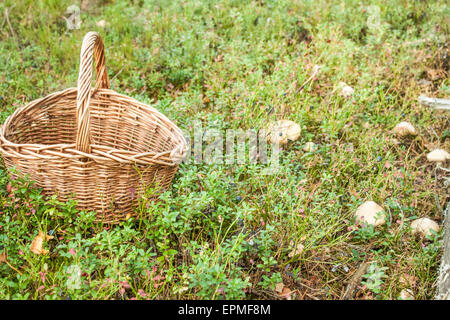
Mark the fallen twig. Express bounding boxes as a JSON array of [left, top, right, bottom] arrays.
[[110, 66, 125, 83], [4, 8, 16, 39], [304, 182, 321, 209], [419, 95, 450, 111], [295, 65, 321, 94], [436, 202, 450, 300], [342, 261, 369, 300]]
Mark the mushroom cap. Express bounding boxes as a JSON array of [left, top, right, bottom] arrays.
[[393, 121, 417, 137], [338, 81, 354, 97], [410, 217, 440, 237], [426, 149, 450, 162], [354, 201, 386, 227], [267, 120, 301, 145], [303, 142, 316, 152], [96, 20, 107, 28]]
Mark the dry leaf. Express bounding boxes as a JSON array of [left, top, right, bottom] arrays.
[[0, 251, 6, 263], [202, 96, 211, 104], [426, 68, 442, 81], [280, 287, 293, 300], [30, 230, 54, 255], [399, 289, 414, 300], [303, 142, 317, 152], [349, 189, 359, 199], [274, 282, 285, 293], [399, 274, 417, 287], [214, 54, 224, 62], [6, 182, 12, 194], [288, 243, 304, 258]]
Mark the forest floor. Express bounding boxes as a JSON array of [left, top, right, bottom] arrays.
[[0, 0, 448, 299]]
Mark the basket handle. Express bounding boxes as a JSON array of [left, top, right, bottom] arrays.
[[76, 32, 110, 153]]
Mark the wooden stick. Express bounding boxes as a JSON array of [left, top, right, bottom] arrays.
[[4, 8, 16, 39], [342, 261, 369, 300], [295, 65, 321, 94], [436, 202, 450, 300], [419, 95, 450, 111], [427, 93, 450, 300]]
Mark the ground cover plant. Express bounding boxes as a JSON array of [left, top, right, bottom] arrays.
[[0, 0, 448, 300]]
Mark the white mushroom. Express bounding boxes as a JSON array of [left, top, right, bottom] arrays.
[[354, 201, 386, 227], [393, 121, 417, 137], [96, 20, 107, 28], [267, 120, 301, 145], [303, 142, 317, 152], [410, 217, 440, 237], [426, 149, 450, 162], [338, 82, 354, 98]]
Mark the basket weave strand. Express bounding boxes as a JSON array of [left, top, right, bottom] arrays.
[[76, 32, 110, 154], [0, 32, 187, 223]]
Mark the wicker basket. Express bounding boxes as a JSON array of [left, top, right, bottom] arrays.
[[0, 32, 187, 224]]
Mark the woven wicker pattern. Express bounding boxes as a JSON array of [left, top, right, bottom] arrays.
[[0, 32, 187, 223]]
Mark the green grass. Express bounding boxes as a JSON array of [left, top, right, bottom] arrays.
[[0, 0, 448, 300]]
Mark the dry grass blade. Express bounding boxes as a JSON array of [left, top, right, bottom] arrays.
[[0, 251, 22, 275], [4, 8, 16, 39]]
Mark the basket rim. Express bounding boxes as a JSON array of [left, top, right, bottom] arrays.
[[0, 87, 188, 166]]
